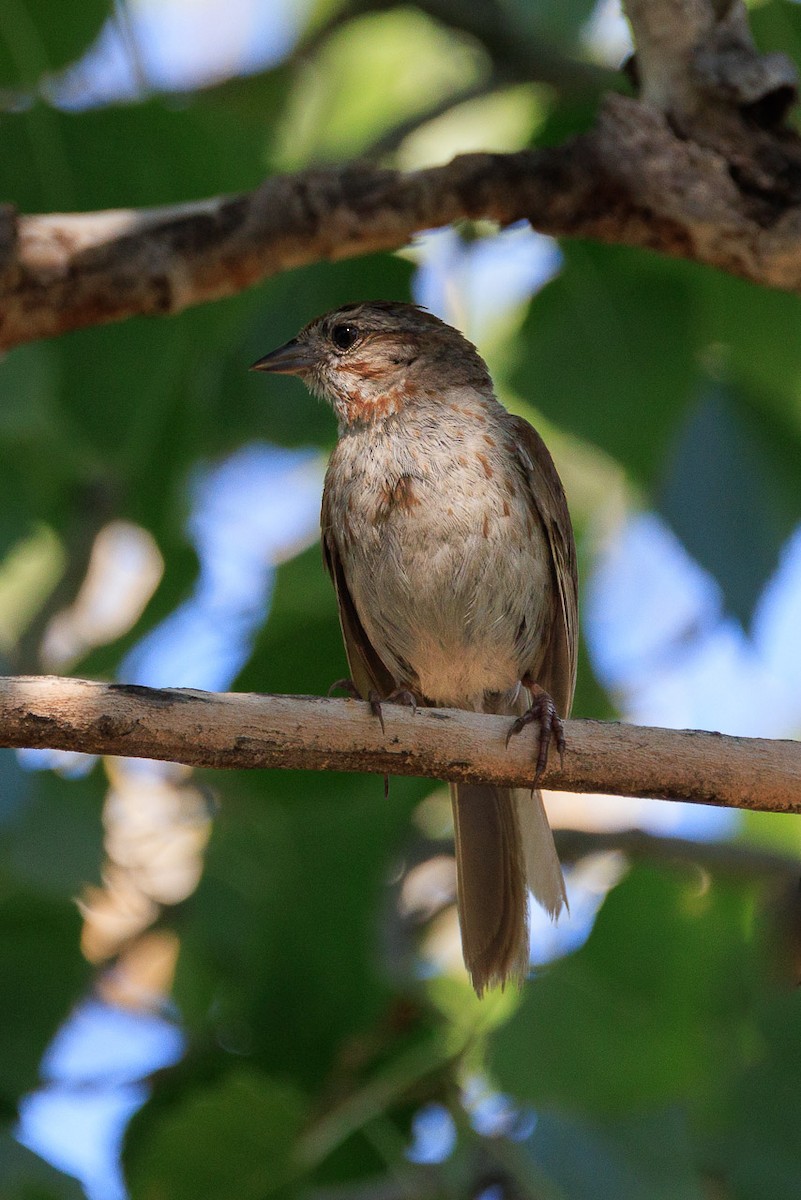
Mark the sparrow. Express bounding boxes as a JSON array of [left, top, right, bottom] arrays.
[[252, 301, 578, 996]]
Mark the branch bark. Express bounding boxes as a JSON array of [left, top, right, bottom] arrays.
[[624, 0, 796, 117], [1, 676, 799, 814], [3, 95, 801, 355], [2, 0, 801, 352]]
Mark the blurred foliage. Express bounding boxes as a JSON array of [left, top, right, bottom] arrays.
[[0, 1, 801, 1198], [0, 0, 110, 89]]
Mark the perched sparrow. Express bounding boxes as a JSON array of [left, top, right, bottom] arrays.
[[252, 301, 578, 996]]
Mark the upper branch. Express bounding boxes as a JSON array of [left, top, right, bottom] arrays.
[[3, 0, 801, 350], [0, 676, 799, 814]]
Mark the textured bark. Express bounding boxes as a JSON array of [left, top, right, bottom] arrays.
[[3, 0, 801, 353], [624, 0, 797, 119], [0, 676, 799, 813]]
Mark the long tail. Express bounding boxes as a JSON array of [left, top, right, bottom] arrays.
[[450, 782, 567, 996]]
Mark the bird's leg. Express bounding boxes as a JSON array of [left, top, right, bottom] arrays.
[[505, 678, 565, 784], [327, 677, 363, 700]]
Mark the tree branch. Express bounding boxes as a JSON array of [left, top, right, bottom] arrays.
[[5, 67, 801, 354], [296, 0, 616, 98], [2, 0, 801, 349], [0, 676, 798, 814], [554, 827, 801, 878], [622, 0, 796, 123]]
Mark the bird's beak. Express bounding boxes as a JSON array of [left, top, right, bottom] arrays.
[[250, 339, 316, 376]]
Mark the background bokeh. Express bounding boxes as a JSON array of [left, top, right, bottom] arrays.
[[2, 1, 801, 1197]]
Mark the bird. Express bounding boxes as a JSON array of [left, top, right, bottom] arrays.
[[251, 300, 578, 996]]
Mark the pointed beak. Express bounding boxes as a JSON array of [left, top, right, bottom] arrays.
[[250, 338, 316, 376]]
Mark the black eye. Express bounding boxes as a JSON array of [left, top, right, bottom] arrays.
[[331, 323, 359, 352]]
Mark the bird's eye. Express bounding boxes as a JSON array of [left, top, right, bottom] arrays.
[[331, 323, 359, 352]]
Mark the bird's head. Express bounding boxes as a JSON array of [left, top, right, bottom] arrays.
[[251, 300, 491, 428]]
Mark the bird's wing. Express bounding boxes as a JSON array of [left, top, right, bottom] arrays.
[[321, 498, 396, 700], [508, 415, 578, 717]]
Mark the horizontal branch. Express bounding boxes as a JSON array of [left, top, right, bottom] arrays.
[[5, 79, 801, 351], [0, 676, 799, 814]]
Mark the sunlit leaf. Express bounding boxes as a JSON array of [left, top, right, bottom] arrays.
[[272, 9, 485, 166]]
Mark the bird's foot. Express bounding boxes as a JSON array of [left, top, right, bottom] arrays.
[[328, 677, 362, 700], [368, 687, 418, 735], [505, 682, 565, 785]]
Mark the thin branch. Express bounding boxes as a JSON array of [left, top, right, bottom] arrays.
[[0, 676, 799, 814], [553, 828, 801, 878], [296, 0, 617, 97], [397, 0, 617, 96], [363, 74, 508, 159]]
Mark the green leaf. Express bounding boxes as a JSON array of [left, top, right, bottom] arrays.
[[0, 96, 269, 213], [0, 1130, 84, 1200], [573, 627, 618, 720], [167, 549, 429, 1088], [711, 991, 801, 1200], [0, 345, 69, 555], [236, 542, 341, 696], [490, 866, 758, 1115], [8, 770, 103, 899], [657, 383, 800, 627], [0, 890, 90, 1104], [0, 93, 282, 544], [173, 763, 425, 1090], [502, 0, 598, 52], [197, 62, 295, 130], [750, 0, 801, 72], [273, 9, 484, 166], [699, 270, 801, 435], [510, 244, 702, 482], [0, 0, 110, 88], [0, 751, 30, 827], [125, 1066, 306, 1200], [529, 1108, 704, 1200]]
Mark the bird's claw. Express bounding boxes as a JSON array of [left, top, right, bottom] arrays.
[[368, 690, 386, 733], [505, 684, 565, 785], [368, 687, 419, 735]]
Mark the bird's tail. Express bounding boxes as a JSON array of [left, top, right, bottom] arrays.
[[450, 782, 566, 996]]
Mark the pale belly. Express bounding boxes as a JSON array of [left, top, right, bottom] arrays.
[[344, 481, 553, 709]]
